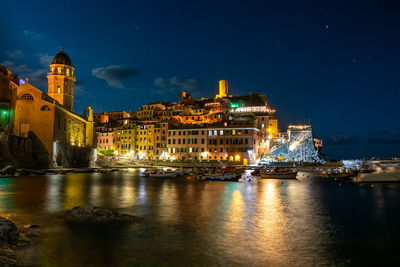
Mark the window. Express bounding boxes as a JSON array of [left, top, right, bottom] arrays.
[[40, 105, 50, 111], [19, 94, 34, 101], [66, 68, 70, 76], [57, 86, 60, 94], [220, 130, 223, 135], [57, 67, 62, 74]]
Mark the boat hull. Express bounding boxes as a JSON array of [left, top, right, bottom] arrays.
[[260, 172, 297, 179]]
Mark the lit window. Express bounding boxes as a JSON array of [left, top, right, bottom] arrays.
[[51, 67, 54, 72], [220, 130, 223, 135], [66, 68, 70, 76], [57, 86, 60, 93], [57, 67, 62, 74]]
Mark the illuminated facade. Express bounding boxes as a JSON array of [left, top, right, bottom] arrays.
[[263, 125, 322, 163], [0, 49, 96, 167], [47, 48, 76, 111], [166, 119, 259, 165], [95, 78, 292, 164]]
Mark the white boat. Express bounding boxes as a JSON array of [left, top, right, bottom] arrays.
[[354, 166, 400, 182]]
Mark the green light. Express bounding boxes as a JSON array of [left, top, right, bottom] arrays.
[[230, 103, 239, 108]]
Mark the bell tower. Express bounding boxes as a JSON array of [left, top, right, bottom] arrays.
[[47, 48, 76, 111]]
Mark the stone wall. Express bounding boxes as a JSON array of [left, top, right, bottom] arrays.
[[0, 131, 49, 169], [0, 131, 96, 169]]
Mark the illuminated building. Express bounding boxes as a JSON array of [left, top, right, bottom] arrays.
[[94, 112, 109, 124], [136, 124, 155, 159], [0, 49, 96, 168], [0, 66, 19, 130], [167, 119, 259, 165], [97, 129, 115, 150], [108, 111, 130, 121], [115, 124, 136, 155], [96, 78, 307, 164], [263, 125, 322, 163], [47, 48, 76, 111]]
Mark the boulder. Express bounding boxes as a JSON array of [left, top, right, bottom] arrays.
[[0, 245, 18, 267], [0, 165, 16, 176], [64, 205, 135, 223], [0, 217, 19, 244]]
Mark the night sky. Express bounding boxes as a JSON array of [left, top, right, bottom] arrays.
[[1, 0, 399, 159]]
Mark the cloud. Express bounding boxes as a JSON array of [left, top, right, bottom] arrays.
[[153, 76, 198, 94], [38, 53, 53, 67], [325, 132, 358, 145], [23, 30, 44, 40], [5, 49, 24, 59], [0, 60, 31, 73], [28, 69, 48, 87], [91, 65, 139, 88], [367, 130, 400, 144]]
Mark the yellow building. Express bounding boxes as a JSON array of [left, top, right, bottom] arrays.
[[136, 124, 155, 159], [1, 49, 96, 167], [115, 124, 136, 155]]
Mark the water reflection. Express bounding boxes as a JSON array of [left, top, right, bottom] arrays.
[[1, 172, 400, 265], [46, 175, 63, 213]]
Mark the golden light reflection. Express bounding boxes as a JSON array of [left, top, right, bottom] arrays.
[[159, 183, 177, 223], [226, 189, 245, 230], [89, 173, 102, 206], [119, 176, 135, 207], [46, 175, 63, 213], [256, 180, 290, 265], [64, 173, 86, 210]]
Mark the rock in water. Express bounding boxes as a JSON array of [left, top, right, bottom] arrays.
[[0, 245, 18, 267], [64, 205, 135, 223], [0, 217, 19, 267], [0, 165, 16, 176], [0, 217, 19, 244]]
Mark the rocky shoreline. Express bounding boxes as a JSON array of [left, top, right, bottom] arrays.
[[0, 217, 42, 267]]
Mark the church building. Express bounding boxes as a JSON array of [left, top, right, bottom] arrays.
[[0, 49, 96, 168]]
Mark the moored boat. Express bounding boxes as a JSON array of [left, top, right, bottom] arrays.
[[144, 170, 178, 178], [260, 169, 297, 179], [199, 173, 242, 181]]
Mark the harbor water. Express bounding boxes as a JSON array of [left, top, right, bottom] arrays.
[[1, 169, 400, 266]]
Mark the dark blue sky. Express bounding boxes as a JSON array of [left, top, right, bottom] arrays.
[[1, 0, 399, 159]]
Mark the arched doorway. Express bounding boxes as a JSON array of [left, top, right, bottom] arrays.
[[56, 151, 64, 167]]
